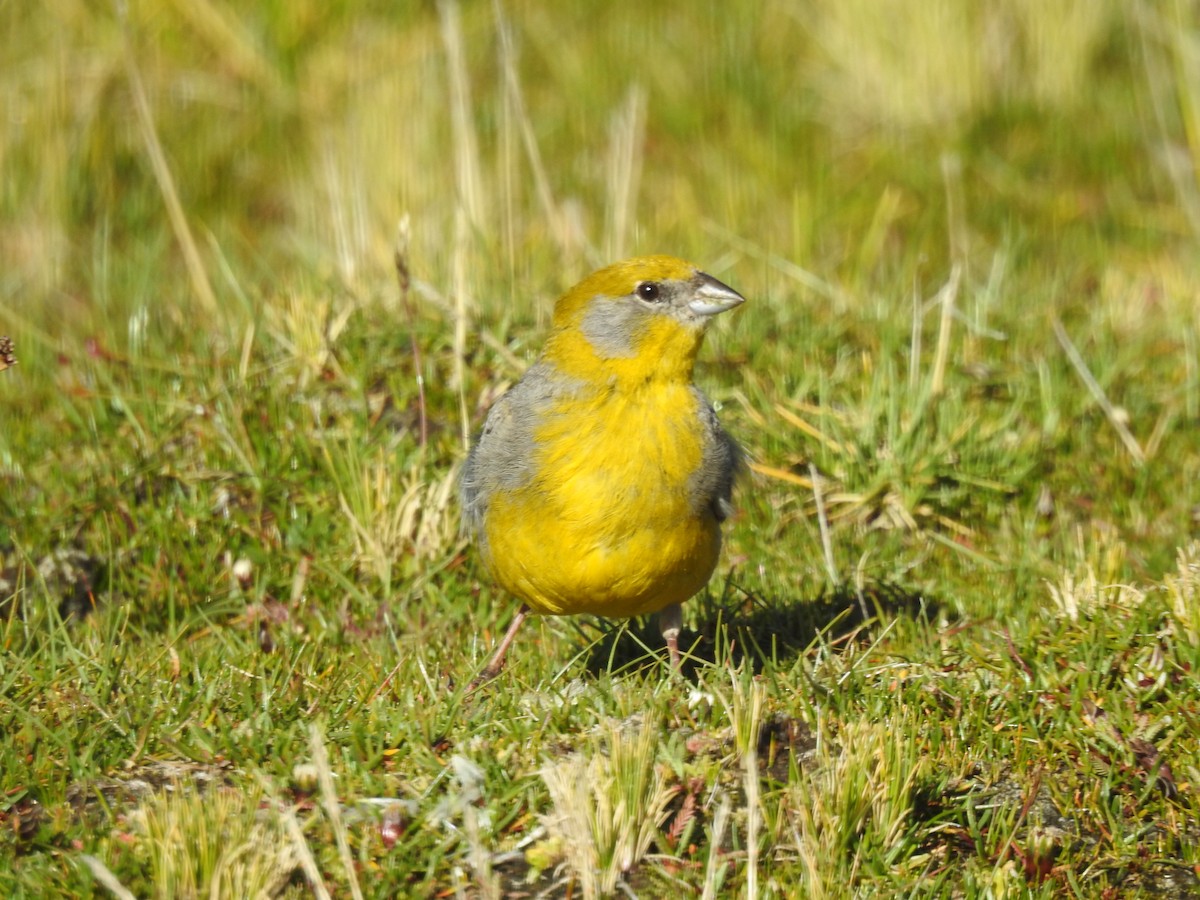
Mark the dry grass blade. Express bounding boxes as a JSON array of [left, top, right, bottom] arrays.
[[700, 794, 732, 900], [942, 153, 967, 265], [78, 855, 136, 900], [395, 215, 428, 446], [319, 133, 368, 284], [437, 0, 485, 231], [929, 263, 961, 397], [310, 725, 364, 900], [774, 403, 848, 455], [810, 461, 839, 586], [1052, 317, 1145, 465], [605, 85, 646, 261], [438, 0, 481, 445], [748, 461, 813, 489], [281, 805, 333, 900], [495, 4, 574, 264], [118, 6, 217, 316]]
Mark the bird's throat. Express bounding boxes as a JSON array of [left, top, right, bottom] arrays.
[[543, 317, 703, 389]]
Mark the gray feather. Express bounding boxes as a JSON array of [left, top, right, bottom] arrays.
[[459, 363, 582, 544], [687, 386, 744, 523]]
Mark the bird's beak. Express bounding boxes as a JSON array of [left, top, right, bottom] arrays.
[[688, 272, 746, 317]]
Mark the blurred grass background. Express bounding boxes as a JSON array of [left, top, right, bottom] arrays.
[[2, 0, 1200, 896]]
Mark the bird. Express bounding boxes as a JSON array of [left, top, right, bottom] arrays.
[[460, 255, 744, 683]]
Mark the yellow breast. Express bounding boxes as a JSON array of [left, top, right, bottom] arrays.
[[480, 383, 722, 618]]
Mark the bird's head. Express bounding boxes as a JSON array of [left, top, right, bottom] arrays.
[[543, 255, 745, 387]]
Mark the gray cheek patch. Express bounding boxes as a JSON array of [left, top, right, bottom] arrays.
[[579, 297, 643, 359], [579, 290, 704, 359]]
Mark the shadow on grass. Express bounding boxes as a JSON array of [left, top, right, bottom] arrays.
[[577, 577, 946, 679], [0, 545, 108, 623]]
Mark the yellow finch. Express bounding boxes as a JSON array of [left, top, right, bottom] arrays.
[[461, 255, 744, 681]]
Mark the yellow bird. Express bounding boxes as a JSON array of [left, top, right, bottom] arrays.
[[460, 255, 744, 681]]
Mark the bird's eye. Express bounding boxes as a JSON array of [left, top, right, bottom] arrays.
[[637, 282, 662, 302]]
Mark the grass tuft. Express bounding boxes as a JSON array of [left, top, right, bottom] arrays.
[[121, 785, 296, 899], [539, 716, 678, 897]]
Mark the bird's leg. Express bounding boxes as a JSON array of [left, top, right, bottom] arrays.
[[659, 602, 683, 669], [471, 604, 530, 689]]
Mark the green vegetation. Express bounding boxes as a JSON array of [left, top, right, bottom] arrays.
[[2, 1, 1199, 896]]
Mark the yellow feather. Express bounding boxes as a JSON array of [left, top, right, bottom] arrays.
[[483, 382, 720, 616]]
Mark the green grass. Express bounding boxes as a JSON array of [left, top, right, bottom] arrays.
[[3, 0, 1200, 896]]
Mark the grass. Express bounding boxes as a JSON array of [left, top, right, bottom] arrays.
[[2, 0, 1199, 896]]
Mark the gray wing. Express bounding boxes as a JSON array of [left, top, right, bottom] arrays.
[[689, 387, 744, 523], [459, 363, 570, 538]]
